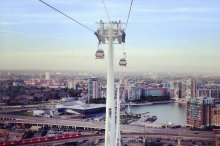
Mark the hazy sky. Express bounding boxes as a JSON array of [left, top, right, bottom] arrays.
[[1, 0, 220, 73]]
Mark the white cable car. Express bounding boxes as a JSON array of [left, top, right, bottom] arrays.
[[95, 49, 105, 59], [119, 58, 127, 67]]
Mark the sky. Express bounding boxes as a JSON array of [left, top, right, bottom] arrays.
[[0, 0, 220, 73]]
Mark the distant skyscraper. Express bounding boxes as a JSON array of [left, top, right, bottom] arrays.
[[186, 97, 215, 128], [45, 71, 50, 80], [182, 78, 197, 101], [88, 77, 101, 101]]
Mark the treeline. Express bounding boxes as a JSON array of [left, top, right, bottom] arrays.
[[133, 95, 170, 102], [89, 98, 106, 104]]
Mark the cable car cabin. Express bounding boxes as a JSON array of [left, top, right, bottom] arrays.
[[95, 49, 104, 59], [119, 58, 127, 67]]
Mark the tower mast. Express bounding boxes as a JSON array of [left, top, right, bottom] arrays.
[[96, 20, 125, 146]]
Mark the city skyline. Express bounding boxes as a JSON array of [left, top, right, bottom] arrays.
[[1, 0, 220, 72]]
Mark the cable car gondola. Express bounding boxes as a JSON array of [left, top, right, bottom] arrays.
[[95, 49, 105, 59], [95, 43, 104, 59], [119, 58, 127, 67]]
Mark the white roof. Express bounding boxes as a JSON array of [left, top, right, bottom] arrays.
[[55, 101, 105, 110]]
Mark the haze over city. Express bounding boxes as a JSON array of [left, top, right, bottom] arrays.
[[1, 0, 220, 72]]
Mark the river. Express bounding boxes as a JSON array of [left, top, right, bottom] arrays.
[[128, 102, 187, 126]]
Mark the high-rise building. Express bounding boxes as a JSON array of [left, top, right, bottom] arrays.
[[127, 84, 141, 100], [45, 71, 50, 80], [88, 77, 102, 101], [182, 78, 197, 101], [211, 107, 220, 126], [186, 97, 215, 128]]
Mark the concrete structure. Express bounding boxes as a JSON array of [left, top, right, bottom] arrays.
[[45, 71, 50, 80], [142, 88, 167, 97], [186, 97, 215, 127]]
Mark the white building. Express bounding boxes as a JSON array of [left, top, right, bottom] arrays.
[[68, 81, 76, 90], [45, 71, 50, 80]]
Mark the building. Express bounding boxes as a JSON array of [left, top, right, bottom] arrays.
[[55, 101, 106, 115], [182, 78, 197, 101], [170, 85, 179, 100], [142, 88, 167, 97], [45, 71, 50, 80], [88, 77, 102, 101], [186, 97, 215, 128], [163, 81, 175, 97], [211, 107, 220, 126], [68, 81, 76, 90], [127, 84, 141, 100], [197, 89, 219, 100]]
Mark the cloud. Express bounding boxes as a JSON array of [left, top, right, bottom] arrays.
[[0, 30, 20, 34]]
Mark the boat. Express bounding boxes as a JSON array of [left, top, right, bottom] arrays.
[[168, 122, 174, 125], [146, 116, 157, 122]]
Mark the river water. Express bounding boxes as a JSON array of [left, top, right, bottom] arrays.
[[128, 102, 187, 126]]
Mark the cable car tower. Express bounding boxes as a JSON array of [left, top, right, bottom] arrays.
[[95, 20, 125, 146], [39, 0, 133, 145]]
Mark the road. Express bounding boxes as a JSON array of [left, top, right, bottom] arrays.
[[0, 114, 216, 139]]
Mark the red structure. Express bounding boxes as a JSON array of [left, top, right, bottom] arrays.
[[0, 133, 81, 146]]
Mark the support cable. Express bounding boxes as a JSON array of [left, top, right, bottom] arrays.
[[125, 0, 133, 32], [123, 0, 134, 52], [39, 0, 95, 32], [102, 0, 111, 22]]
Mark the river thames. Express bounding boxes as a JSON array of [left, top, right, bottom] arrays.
[[128, 102, 187, 126]]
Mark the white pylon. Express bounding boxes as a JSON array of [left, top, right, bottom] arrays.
[[115, 83, 121, 146], [95, 20, 125, 146]]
